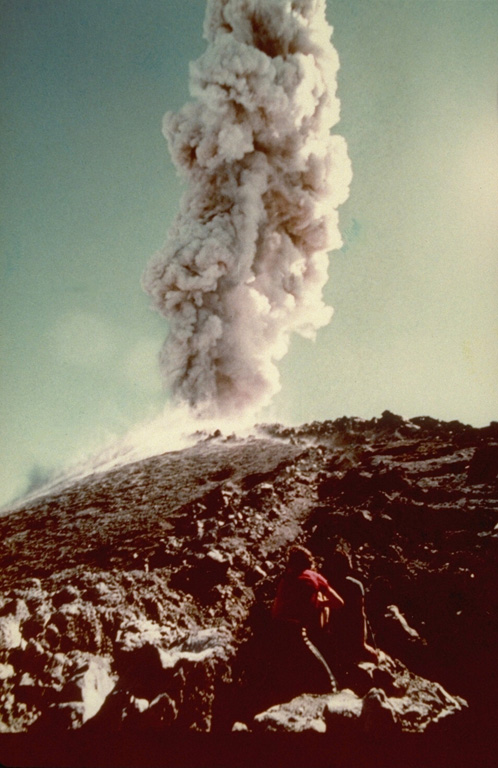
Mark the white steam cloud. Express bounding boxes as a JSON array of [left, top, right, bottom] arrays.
[[143, 0, 351, 417]]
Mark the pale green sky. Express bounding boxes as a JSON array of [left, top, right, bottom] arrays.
[[1, 0, 497, 507]]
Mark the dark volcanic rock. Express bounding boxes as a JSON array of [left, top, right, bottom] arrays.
[[467, 444, 498, 484], [253, 651, 466, 735], [0, 416, 496, 766]]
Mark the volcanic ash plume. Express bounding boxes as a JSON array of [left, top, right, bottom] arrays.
[[143, 0, 352, 416]]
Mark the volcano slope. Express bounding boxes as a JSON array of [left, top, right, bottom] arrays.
[[0, 412, 497, 767]]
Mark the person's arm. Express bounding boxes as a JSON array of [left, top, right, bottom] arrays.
[[314, 572, 345, 610], [324, 584, 344, 610]]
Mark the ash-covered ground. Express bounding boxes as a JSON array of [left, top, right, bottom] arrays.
[[0, 412, 497, 767]]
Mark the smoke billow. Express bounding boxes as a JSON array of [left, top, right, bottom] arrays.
[[143, 0, 351, 417]]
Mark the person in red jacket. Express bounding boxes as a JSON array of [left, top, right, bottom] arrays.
[[272, 545, 344, 637]]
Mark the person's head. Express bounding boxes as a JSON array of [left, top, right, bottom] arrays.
[[327, 547, 353, 580], [286, 545, 316, 574]]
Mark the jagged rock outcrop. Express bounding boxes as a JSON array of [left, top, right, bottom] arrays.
[[252, 652, 466, 735], [0, 413, 496, 766], [43, 655, 115, 729]]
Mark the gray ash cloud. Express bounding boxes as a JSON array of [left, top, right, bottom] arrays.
[[143, 0, 351, 417]]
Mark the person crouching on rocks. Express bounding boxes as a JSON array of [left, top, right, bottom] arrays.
[[272, 545, 344, 633], [271, 545, 344, 693]]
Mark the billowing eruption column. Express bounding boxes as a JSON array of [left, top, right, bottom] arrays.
[[143, 0, 351, 416]]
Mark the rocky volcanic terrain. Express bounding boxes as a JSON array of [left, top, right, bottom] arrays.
[[0, 412, 497, 767]]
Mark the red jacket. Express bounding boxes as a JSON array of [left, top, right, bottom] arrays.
[[272, 568, 344, 627]]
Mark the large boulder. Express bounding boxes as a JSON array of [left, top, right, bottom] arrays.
[[467, 445, 498, 484], [254, 693, 329, 733], [49, 655, 116, 728], [112, 627, 234, 732], [0, 615, 22, 650], [254, 690, 362, 734], [252, 653, 466, 736]]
